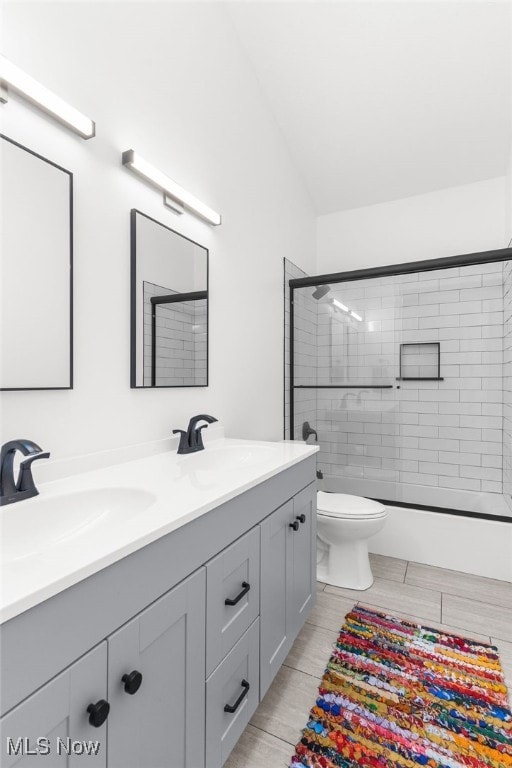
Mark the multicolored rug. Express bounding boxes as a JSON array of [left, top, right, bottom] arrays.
[[290, 604, 511, 768]]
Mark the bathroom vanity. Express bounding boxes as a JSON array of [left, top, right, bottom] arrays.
[[0, 438, 317, 767]]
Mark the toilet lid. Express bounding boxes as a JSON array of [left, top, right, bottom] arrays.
[[317, 491, 386, 519]]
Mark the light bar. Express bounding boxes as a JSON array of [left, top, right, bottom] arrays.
[[0, 55, 95, 139], [122, 150, 221, 226], [350, 311, 362, 321], [332, 299, 348, 312]]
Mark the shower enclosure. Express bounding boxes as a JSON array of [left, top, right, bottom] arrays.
[[286, 249, 512, 521]]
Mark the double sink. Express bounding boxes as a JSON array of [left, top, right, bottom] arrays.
[[0, 439, 317, 623]]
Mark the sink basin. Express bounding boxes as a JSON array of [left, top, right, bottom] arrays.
[[179, 444, 279, 473], [1, 488, 156, 563]]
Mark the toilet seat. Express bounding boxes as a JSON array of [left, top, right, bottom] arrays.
[[317, 492, 386, 520]]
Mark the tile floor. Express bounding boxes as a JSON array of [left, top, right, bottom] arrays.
[[225, 554, 512, 768]]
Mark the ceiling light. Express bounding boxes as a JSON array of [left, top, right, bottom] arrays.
[[122, 150, 221, 226], [0, 55, 95, 139], [332, 299, 348, 312], [350, 311, 362, 321]]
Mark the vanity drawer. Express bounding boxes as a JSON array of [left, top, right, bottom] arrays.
[[206, 619, 259, 768], [206, 527, 260, 676]]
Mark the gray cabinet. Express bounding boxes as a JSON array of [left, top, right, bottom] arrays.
[[0, 573, 206, 768], [259, 499, 294, 698], [0, 459, 317, 768], [206, 619, 259, 768], [206, 527, 260, 676], [0, 643, 107, 767], [260, 482, 316, 698], [106, 569, 206, 768], [289, 484, 316, 638]]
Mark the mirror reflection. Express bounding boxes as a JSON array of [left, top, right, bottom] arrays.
[[131, 210, 208, 388], [0, 135, 73, 390]]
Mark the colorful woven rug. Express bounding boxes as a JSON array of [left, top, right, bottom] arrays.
[[290, 604, 511, 768]]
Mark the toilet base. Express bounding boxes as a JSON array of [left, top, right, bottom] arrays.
[[317, 539, 374, 591]]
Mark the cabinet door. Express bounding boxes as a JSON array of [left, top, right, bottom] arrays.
[[259, 499, 294, 699], [290, 483, 316, 638], [106, 568, 206, 768], [206, 527, 260, 676], [0, 643, 107, 767]]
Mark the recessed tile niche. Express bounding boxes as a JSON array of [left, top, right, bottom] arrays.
[[399, 342, 441, 380]]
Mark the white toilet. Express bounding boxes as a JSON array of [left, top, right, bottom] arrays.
[[316, 491, 388, 590]]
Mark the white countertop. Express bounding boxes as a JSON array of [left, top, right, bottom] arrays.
[[0, 437, 318, 624]]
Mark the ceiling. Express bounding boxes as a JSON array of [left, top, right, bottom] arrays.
[[228, 2, 511, 214]]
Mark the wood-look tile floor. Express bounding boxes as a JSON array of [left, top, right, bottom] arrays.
[[225, 554, 512, 768]]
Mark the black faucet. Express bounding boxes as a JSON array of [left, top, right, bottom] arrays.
[[173, 415, 218, 454], [0, 439, 50, 506]]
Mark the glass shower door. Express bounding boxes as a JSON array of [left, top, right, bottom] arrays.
[[290, 276, 400, 502]]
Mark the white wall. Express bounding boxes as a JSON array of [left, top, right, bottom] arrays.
[[0, 3, 316, 460], [507, 8, 512, 245], [317, 177, 508, 274]]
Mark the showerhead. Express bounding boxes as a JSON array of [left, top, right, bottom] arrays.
[[312, 284, 331, 300]]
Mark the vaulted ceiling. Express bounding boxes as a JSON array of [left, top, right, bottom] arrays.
[[228, 2, 511, 214]]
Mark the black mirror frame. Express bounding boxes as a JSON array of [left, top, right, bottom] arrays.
[[0, 134, 73, 391], [130, 208, 209, 389]]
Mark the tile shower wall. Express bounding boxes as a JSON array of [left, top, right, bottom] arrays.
[[314, 262, 505, 497], [284, 259, 317, 440], [143, 282, 205, 387], [503, 261, 512, 509], [193, 298, 208, 384]]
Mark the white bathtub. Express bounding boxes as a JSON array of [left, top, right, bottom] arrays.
[[319, 475, 512, 581]]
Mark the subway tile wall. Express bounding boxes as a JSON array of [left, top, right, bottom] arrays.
[[143, 282, 207, 387], [503, 261, 512, 510], [292, 262, 507, 501], [193, 298, 208, 385]]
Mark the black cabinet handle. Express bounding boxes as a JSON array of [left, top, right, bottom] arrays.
[[224, 680, 250, 713], [87, 699, 110, 727], [296, 514, 306, 524], [122, 670, 143, 695], [225, 582, 250, 606], [289, 521, 299, 531]]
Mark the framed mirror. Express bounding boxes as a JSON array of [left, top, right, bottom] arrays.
[[130, 209, 209, 388], [0, 135, 73, 390]]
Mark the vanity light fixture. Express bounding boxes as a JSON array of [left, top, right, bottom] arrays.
[[0, 55, 95, 139], [122, 150, 222, 226], [350, 311, 363, 322]]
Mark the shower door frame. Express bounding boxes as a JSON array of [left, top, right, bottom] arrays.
[[288, 246, 512, 523]]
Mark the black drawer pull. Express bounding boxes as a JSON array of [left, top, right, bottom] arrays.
[[296, 514, 306, 524], [289, 521, 299, 531], [224, 680, 250, 713], [225, 581, 250, 606], [122, 670, 143, 695], [87, 699, 110, 727]]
